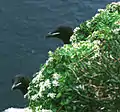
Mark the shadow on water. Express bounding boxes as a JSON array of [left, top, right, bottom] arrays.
[[0, 0, 119, 111]]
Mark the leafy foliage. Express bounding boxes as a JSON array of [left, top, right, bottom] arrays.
[[27, 2, 120, 112]]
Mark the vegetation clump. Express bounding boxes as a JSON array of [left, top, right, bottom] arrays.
[[27, 2, 120, 112]]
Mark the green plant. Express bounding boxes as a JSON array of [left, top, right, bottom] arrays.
[[27, 2, 120, 112]]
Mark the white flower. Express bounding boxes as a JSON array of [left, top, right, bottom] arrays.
[[73, 27, 80, 33], [70, 34, 76, 42], [38, 68, 44, 78], [98, 8, 104, 12], [39, 81, 44, 87], [45, 57, 53, 66], [47, 93, 56, 99], [94, 13, 100, 18], [112, 28, 120, 34], [44, 79, 51, 88], [32, 75, 39, 83], [35, 106, 42, 112], [72, 43, 79, 48], [38, 79, 51, 98], [92, 50, 101, 59], [52, 73, 61, 80], [38, 91, 43, 98], [76, 85, 85, 90], [86, 21, 91, 28], [48, 51, 53, 55], [39, 82, 45, 92], [32, 69, 44, 83], [92, 13, 100, 20], [52, 80, 59, 87], [34, 83, 39, 88], [31, 94, 38, 100], [93, 40, 101, 45], [38, 82, 45, 98], [87, 61, 91, 66], [110, 54, 114, 59]]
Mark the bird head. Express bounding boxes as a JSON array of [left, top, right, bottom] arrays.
[[46, 26, 73, 44], [11, 75, 30, 95]]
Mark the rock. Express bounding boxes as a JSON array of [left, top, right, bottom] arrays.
[[3, 107, 31, 112]]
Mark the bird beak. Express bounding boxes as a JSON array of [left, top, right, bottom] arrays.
[[11, 82, 22, 90], [46, 32, 60, 38]]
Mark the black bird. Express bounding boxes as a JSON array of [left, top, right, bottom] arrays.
[[11, 75, 31, 95], [46, 26, 73, 44]]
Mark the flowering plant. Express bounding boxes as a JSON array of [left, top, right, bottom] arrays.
[[27, 2, 120, 112]]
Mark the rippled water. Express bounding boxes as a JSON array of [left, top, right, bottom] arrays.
[[0, 0, 119, 111]]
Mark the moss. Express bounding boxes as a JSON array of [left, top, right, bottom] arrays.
[[27, 2, 120, 112]]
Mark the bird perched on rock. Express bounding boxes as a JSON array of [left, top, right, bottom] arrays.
[[11, 75, 31, 95], [46, 26, 73, 44]]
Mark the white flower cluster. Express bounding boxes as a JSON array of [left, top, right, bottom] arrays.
[[93, 40, 101, 46], [81, 40, 92, 48], [52, 80, 59, 87], [76, 84, 85, 90], [62, 44, 71, 52], [70, 34, 76, 42], [38, 79, 51, 98], [32, 68, 45, 84], [45, 57, 54, 66], [70, 27, 80, 42], [73, 27, 80, 33], [86, 21, 91, 28], [91, 31, 96, 38], [115, 21, 120, 25], [52, 73, 61, 80], [32, 73, 61, 100], [92, 49, 101, 59], [98, 8, 104, 12], [44, 79, 51, 88], [45, 73, 61, 99], [87, 40, 101, 59], [92, 13, 100, 21], [112, 28, 120, 35], [30, 79, 51, 100], [47, 93, 56, 99], [48, 51, 53, 56], [72, 43, 81, 49], [31, 94, 38, 101], [52, 73, 61, 87]]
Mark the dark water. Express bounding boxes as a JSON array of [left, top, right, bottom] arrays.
[[0, 0, 119, 111]]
